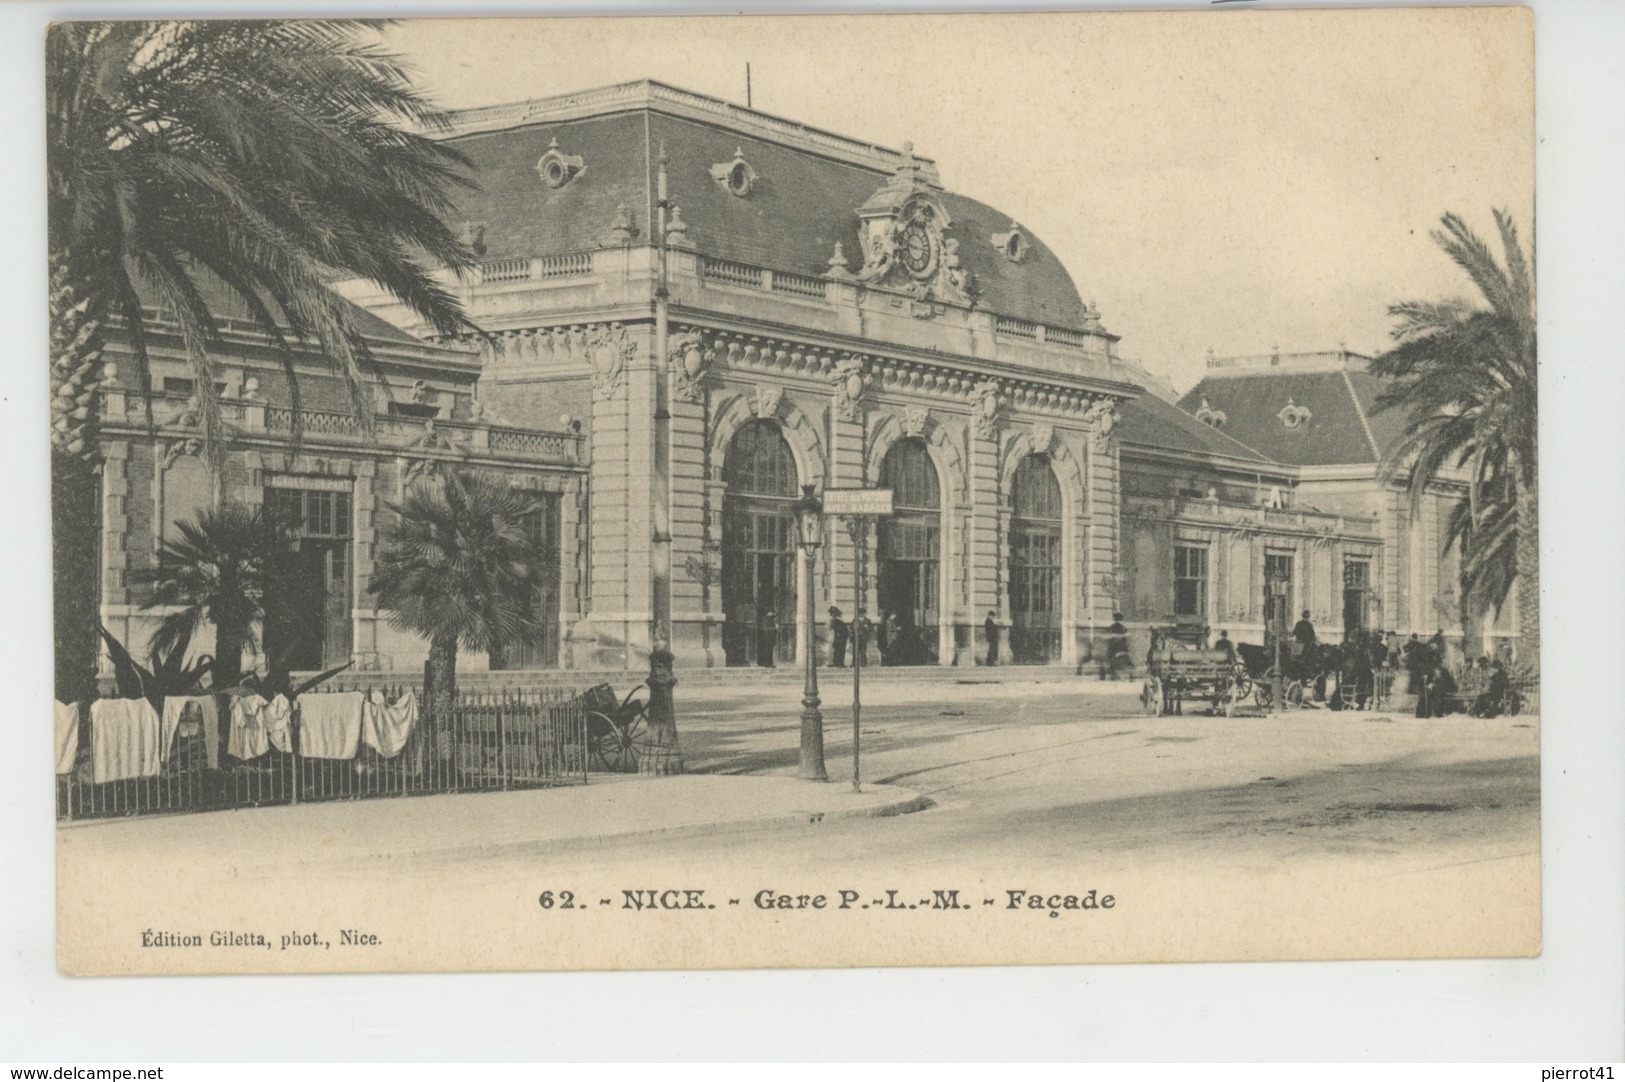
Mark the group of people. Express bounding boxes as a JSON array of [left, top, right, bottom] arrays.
[[823, 608, 932, 668]]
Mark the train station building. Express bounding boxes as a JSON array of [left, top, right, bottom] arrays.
[[98, 80, 1514, 681]]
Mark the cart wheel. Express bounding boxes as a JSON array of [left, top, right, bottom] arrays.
[[1285, 679, 1306, 708], [1255, 681, 1274, 709], [620, 714, 652, 772], [1141, 677, 1162, 716], [587, 711, 625, 772], [1231, 666, 1252, 701]]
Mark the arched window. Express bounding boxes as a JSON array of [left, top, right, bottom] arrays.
[[1009, 455, 1063, 664], [721, 420, 800, 667], [877, 438, 941, 666]]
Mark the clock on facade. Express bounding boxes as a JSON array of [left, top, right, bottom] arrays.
[[898, 219, 937, 278]]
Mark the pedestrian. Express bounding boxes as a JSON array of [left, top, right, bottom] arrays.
[[1403, 633, 1424, 695], [758, 608, 777, 668], [1215, 629, 1235, 664], [881, 612, 900, 665], [1293, 609, 1317, 649], [829, 607, 849, 668], [1104, 612, 1131, 679], [984, 610, 1000, 666], [1474, 659, 1511, 718]]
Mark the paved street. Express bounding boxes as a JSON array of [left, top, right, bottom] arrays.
[[56, 676, 1540, 973]]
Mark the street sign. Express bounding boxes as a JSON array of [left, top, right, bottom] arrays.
[[823, 487, 894, 517]]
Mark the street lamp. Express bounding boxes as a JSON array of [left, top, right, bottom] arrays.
[[1268, 572, 1290, 716], [794, 484, 828, 782]]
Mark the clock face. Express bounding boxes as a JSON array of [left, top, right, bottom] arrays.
[[898, 221, 936, 278]]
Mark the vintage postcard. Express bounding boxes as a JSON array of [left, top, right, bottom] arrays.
[[49, 8, 1538, 975]]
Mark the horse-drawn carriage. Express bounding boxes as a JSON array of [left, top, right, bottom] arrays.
[[581, 682, 651, 772], [1140, 625, 1245, 717]]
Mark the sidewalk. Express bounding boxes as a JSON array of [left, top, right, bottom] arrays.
[[55, 774, 930, 874]]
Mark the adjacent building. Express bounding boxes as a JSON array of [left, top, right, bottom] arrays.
[[96, 81, 1511, 681]]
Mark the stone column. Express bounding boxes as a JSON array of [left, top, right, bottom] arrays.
[[668, 364, 712, 667], [966, 414, 1002, 668], [827, 358, 872, 664]]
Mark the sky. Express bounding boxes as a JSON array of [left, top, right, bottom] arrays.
[[384, 9, 1533, 393]]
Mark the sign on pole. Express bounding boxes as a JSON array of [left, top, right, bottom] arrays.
[[823, 487, 894, 517], [824, 489, 893, 792]]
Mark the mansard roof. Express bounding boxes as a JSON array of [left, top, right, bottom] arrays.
[[1118, 385, 1281, 473], [438, 80, 1091, 331], [1177, 359, 1408, 468]]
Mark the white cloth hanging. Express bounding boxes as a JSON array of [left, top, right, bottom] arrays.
[[298, 692, 365, 760], [89, 698, 161, 783], [54, 701, 79, 775], [361, 689, 417, 758], [161, 695, 221, 769], [229, 693, 292, 759]]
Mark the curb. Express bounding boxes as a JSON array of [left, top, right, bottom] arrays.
[[232, 787, 935, 875]]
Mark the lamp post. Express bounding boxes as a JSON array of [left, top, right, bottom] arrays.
[[794, 484, 828, 782], [1268, 571, 1289, 716]]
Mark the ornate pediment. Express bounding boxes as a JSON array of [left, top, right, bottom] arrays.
[[854, 143, 974, 306]]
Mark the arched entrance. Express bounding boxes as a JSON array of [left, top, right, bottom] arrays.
[[1009, 454, 1063, 664], [721, 419, 799, 667], [877, 438, 941, 666]]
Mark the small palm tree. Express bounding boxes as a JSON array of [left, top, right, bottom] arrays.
[[48, 20, 478, 702], [369, 473, 556, 745], [133, 503, 322, 690], [1372, 209, 1537, 672]]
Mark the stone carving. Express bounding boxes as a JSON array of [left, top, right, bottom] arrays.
[[709, 148, 758, 197], [1091, 403, 1119, 451], [753, 384, 784, 420], [587, 323, 636, 400], [829, 357, 869, 422], [665, 205, 692, 249], [1278, 398, 1313, 429], [535, 137, 586, 189], [1031, 422, 1054, 454], [991, 223, 1028, 263], [671, 330, 711, 403], [161, 437, 203, 470], [852, 144, 972, 306], [824, 241, 855, 281], [900, 406, 930, 438], [603, 204, 638, 246], [972, 380, 1004, 439]]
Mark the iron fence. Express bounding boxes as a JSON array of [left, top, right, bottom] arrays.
[[56, 685, 588, 822]]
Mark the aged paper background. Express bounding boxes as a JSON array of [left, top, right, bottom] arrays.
[[49, 6, 1540, 977], [12, 0, 1625, 1059]]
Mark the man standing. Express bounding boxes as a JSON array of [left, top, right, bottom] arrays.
[[984, 610, 1000, 666], [829, 607, 849, 668], [1293, 609, 1318, 649]]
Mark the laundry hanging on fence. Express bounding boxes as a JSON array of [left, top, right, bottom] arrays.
[[89, 698, 161, 783], [54, 701, 79, 774], [228, 693, 292, 760], [161, 695, 220, 769], [298, 692, 366, 760], [361, 689, 418, 758]]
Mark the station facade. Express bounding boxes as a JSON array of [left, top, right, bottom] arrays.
[[99, 80, 1511, 680]]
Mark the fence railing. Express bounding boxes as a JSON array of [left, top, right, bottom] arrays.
[[56, 685, 589, 822]]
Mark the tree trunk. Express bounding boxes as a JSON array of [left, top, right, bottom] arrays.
[[1514, 476, 1540, 678], [53, 449, 101, 704], [49, 255, 107, 704], [213, 622, 245, 692], [427, 633, 458, 766]]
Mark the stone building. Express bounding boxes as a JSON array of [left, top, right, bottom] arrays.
[[344, 80, 1141, 672], [1176, 348, 1519, 661], [96, 286, 586, 678], [98, 81, 1506, 682]]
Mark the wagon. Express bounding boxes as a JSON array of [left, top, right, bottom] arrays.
[[581, 682, 651, 772], [1141, 643, 1243, 717]]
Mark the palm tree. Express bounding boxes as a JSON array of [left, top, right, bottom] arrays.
[[133, 503, 327, 691], [1371, 209, 1537, 673], [369, 473, 556, 751], [48, 20, 477, 702]]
